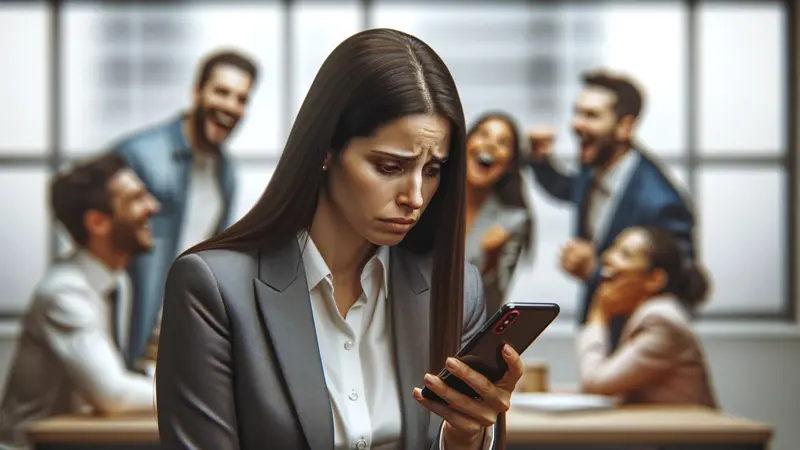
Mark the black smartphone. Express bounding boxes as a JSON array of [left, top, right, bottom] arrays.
[[421, 302, 560, 404]]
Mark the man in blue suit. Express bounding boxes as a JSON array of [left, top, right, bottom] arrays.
[[526, 70, 695, 348], [108, 50, 259, 368]]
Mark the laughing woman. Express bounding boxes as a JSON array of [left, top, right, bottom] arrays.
[[577, 226, 717, 407], [155, 29, 524, 450], [464, 112, 534, 314]]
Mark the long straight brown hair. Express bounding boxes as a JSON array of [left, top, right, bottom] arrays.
[[182, 28, 505, 446]]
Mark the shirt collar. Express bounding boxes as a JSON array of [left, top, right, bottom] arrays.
[[596, 150, 640, 195], [73, 249, 121, 296], [169, 112, 194, 161], [297, 233, 390, 295]]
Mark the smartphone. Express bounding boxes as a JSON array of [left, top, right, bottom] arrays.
[[421, 302, 560, 404]]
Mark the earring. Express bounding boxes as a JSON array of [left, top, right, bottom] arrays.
[[322, 164, 328, 171]]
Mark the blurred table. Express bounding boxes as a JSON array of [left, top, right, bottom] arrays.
[[27, 403, 772, 450], [27, 412, 158, 450], [507, 404, 772, 450]]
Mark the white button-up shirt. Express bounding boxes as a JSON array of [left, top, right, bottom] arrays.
[[300, 236, 495, 450]]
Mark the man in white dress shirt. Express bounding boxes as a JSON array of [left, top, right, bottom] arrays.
[[0, 154, 161, 450]]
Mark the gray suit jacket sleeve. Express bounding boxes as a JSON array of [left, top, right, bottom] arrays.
[[429, 262, 494, 450], [156, 254, 241, 449]]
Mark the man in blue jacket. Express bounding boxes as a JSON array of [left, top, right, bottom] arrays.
[[526, 69, 696, 348], [108, 50, 258, 367]]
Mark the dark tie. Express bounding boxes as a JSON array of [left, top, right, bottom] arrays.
[[107, 287, 121, 351], [579, 176, 610, 241]]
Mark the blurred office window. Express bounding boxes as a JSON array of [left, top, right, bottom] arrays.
[[61, 2, 284, 157], [0, 0, 792, 322], [697, 3, 785, 155], [697, 168, 785, 315], [0, 169, 50, 316], [695, 1, 788, 318], [0, 3, 51, 153], [289, 0, 362, 123]]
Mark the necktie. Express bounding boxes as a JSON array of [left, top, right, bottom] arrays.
[[579, 178, 599, 240], [579, 176, 611, 241]]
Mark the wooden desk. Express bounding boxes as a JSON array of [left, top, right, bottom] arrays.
[[27, 405, 772, 450], [28, 412, 158, 450], [507, 404, 772, 450]]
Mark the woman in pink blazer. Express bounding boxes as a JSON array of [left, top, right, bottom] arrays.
[[577, 226, 718, 408]]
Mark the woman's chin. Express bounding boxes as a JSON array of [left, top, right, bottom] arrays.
[[367, 231, 407, 247]]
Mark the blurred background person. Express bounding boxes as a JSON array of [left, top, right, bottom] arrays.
[[526, 70, 696, 348], [107, 50, 259, 368], [0, 155, 160, 450], [577, 226, 716, 408], [465, 112, 534, 314]]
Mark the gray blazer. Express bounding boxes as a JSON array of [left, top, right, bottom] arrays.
[[155, 239, 490, 450]]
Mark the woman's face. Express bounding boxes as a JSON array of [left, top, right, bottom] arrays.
[[594, 228, 666, 315], [466, 118, 515, 189], [326, 113, 451, 247]]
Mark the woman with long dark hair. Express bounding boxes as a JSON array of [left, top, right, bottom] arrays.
[[577, 226, 717, 407], [155, 29, 522, 450], [464, 112, 534, 314]]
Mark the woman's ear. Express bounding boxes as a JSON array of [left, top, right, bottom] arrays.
[[644, 267, 668, 294]]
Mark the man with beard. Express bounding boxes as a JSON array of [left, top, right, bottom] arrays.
[[0, 154, 161, 450], [108, 50, 258, 368], [526, 70, 695, 348]]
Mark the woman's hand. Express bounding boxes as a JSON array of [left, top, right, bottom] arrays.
[[413, 344, 524, 449]]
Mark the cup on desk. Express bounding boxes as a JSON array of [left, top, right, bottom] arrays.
[[517, 360, 549, 393]]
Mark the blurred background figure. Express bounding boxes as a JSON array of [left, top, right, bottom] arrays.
[[526, 70, 695, 349], [0, 155, 159, 450], [465, 112, 535, 314], [107, 50, 259, 368], [578, 226, 717, 408]]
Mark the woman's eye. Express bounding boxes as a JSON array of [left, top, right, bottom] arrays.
[[378, 164, 400, 174], [424, 166, 441, 177]]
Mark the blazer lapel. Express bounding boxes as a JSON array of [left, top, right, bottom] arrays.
[[253, 239, 333, 450], [389, 248, 431, 450]]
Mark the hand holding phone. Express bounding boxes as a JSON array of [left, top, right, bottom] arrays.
[[421, 302, 560, 404]]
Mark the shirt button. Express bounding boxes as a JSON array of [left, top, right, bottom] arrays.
[[348, 390, 359, 401], [355, 439, 367, 449], [344, 340, 354, 350]]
